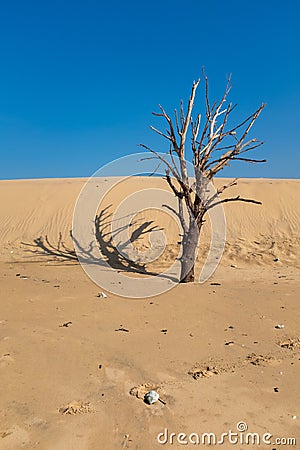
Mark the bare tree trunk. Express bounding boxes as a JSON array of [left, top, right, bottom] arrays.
[[180, 222, 200, 283]]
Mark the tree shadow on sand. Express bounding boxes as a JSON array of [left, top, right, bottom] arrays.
[[22, 205, 177, 280]]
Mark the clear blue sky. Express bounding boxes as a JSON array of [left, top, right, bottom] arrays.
[[0, 0, 299, 179]]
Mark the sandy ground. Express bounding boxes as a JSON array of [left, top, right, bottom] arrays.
[[0, 177, 299, 449]]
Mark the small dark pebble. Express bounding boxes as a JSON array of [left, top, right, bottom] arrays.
[[149, 302, 153, 305], [161, 329, 168, 334], [16, 274, 20, 277], [115, 328, 129, 332], [98, 364, 102, 369], [210, 282, 221, 286], [225, 341, 234, 346], [274, 387, 279, 393], [228, 325, 234, 329]]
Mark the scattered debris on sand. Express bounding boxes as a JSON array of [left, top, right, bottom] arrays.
[[245, 353, 277, 366], [279, 338, 300, 350], [59, 321, 72, 328], [224, 341, 235, 346], [130, 383, 160, 400], [59, 400, 92, 415], [1, 430, 13, 439], [188, 365, 224, 380]]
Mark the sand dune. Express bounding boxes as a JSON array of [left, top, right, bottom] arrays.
[[0, 177, 299, 267], [0, 177, 299, 449]]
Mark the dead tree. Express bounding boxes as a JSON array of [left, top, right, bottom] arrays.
[[140, 71, 266, 283]]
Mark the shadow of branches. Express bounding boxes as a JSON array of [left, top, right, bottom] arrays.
[[22, 205, 176, 279]]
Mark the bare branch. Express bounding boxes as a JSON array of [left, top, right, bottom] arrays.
[[138, 144, 179, 180], [206, 104, 266, 178], [180, 78, 200, 156], [206, 152, 266, 169], [180, 100, 185, 127], [206, 195, 262, 212], [152, 104, 179, 152], [196, 77, 235, 170], [165, 172, 184, 198], [205, 178, 238, 209], [174, 109, 181, 135], [231, 157, 266, 163], [202, 67, 211, 117], [162, 200, 188, 233], [149, 126, 173, 142], [222, 105, 263, 136], [201, 102, 236, 159], [168, 146, 181, 178]]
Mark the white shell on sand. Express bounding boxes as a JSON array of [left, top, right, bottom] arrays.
[[144, 390, 159, 405], [97, 292, 107, 298]]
